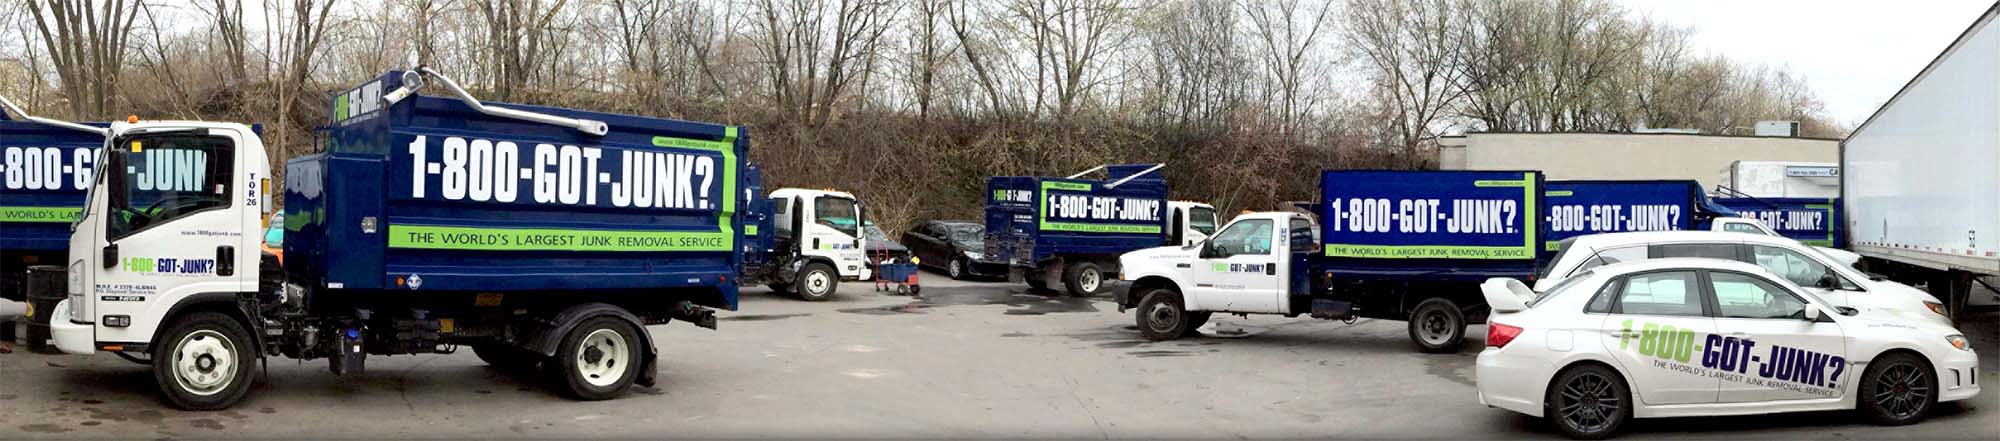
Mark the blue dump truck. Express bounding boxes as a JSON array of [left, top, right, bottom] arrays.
[[986, 164, 1169, 296], [1113, 170, 1544, 352], [30, 69, 743, 410], [0, 114, 106, 301], [1542, 179, 1739, 254]]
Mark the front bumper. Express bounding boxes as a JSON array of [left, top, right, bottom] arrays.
[[1938, 348, 1982, 403], [48, 299, 96, 355], [1110, 280, 1135, 312]]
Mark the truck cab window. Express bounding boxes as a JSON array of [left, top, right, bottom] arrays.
[[814, 196, 859, 236], [1208, 219, 1274, 257], [104, 134, 234, 240], [773, 198, 793, 237], [1189, 206, 1218, 235], [1288, 218, 1316, 251]]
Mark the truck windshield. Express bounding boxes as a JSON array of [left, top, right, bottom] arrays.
[[1189, 206, 1218, 235], [103, 132, 235, 240], [814, 196, 859, 236]]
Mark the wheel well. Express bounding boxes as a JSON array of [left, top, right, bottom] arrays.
[[152, 293, 256, 354], [1126, 276, 1180, 307], [1868, 348, 1936, 378], [1550, 359, 1632, 403]]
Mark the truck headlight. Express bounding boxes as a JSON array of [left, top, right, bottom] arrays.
[[67, 260, 83, 295], [1946, 335, 1970, 351]]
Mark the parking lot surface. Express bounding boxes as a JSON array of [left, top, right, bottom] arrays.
[[2, 276, 1995, 439]]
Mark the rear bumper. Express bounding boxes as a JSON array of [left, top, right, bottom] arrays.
[[49, 299, 96, 355], [1475, 347, 1548, 417]]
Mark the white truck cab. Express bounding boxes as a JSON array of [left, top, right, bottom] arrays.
[[1113, 212, 1318, 339], [45, 119, 273, 356], [766, 188, 868, 300], [1166, 201, 1218, 247]]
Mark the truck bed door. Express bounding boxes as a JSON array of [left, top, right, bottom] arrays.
[[1190, 218, 1283, 313]]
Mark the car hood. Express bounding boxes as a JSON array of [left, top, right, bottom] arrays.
[[869, 240, 909, 252], [1849, 279, 1950, 325], [1838, 306, 1962, 336]]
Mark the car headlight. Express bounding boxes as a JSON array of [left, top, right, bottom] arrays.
[[1946, 335, 1970, 351], [1923, 301, 1947, 317], [963, 251, 983, 260]]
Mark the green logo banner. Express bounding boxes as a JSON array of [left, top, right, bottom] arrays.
[[389, 225, 731, 252], [0, 207, 83, 223]]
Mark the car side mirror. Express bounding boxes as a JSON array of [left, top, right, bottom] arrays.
[[1815, 272, 1839, 289], [1803, 305, 1823, 321]]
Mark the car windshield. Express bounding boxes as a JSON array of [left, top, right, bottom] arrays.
[[1536, 238, 1578, 280], [1528, 269, 1593, 307], [1189, 206, 1218, 235], [864, 224, 889, 242], [264, 223, 283, 246], [947, 224, 983, 246]]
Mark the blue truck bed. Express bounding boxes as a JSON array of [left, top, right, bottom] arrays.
[[1315, 170, 1545, 281], [1713, 197, 1842, 247], [1, 117, 107, 299], [985, 164, 1169, 267], [1543, 180, 1737, 255], [285, 71, 747, 310]]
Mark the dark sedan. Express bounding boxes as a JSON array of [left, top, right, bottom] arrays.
[[901, 220, 1006, 279]]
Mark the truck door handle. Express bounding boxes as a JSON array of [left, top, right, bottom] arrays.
[[1266, 263, 1276, 276], [103, 244, 119, 269], [217, 246, 235, 276], [1612, 330, 1640, 339]]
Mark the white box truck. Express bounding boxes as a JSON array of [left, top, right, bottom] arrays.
[[1843, 4, 1999, 320]]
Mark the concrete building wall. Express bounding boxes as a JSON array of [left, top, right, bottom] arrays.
[[1437, 133, 1839, 190]]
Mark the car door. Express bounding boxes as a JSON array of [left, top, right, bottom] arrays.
[[1598, 270, 1720, 405], [901, 222, 935, 264], [1747, 244, 1862, 308], [1189, 218, 1283, 313], [1706, 270, 1849, 402]]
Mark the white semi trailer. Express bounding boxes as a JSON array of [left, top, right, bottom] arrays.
[[1843, 4, 2000, 320]]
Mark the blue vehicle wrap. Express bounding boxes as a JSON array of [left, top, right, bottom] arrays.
[[285, 71, 746, 310], [985, 164, 1168, 266], [1713, 197, 1843, 247], [1542, 180, 1736, 254], [1, 119, 106, 251], [1316, 170, 1543, 280]]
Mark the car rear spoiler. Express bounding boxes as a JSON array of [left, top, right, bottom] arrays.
[[1481, 278, 1535, 313]]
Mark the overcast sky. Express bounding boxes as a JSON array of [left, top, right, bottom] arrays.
[[1619, 0, 1995, 127]]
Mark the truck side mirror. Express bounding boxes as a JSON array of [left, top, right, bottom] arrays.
[[103, 244, 118, 269]]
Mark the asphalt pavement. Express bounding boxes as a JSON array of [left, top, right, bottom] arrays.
[[1, 274, 1994, 439]]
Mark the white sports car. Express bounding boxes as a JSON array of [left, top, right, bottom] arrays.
[[1476, 258, 1979, 439]]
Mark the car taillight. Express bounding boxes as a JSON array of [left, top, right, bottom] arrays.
[[1487, 323, 1523, 348]]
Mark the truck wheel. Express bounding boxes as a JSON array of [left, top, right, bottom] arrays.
[[797, 263, 838, 301], [1180, 311, 1212, 338], [1063, 262, 1106, 297], [1408, 298, 1465, 353], [1135, 289, 1189, 342], [474, 343, 544, 372], [547, 316, 644, 400], [1545, 363, 1630, 439], [948, 257, 967, 280], [152, 312, 256, 411], [1857, 352, 1937, 426]]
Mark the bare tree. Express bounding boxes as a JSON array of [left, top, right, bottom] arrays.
[[1243, 0, 1334, 133], [1345, 0, 1462, 151], [473, 0, 572, 101], [25, 0, 144, 118]]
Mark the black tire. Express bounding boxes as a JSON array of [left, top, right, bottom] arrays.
[[1544, 363, 1631, 440], [1857, 352, 1937, 426], [948, 257, 968, 280], [474, 342, 544, 372], [1135, 288, 1189, 342], [1408, 298, 1466, 353], [1180, 311, 1212, 338], [546, 317, 645, 401], [796, 263, 838, 301], [1063, 262, 1106, 297], [152, 312, 257, 411]]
